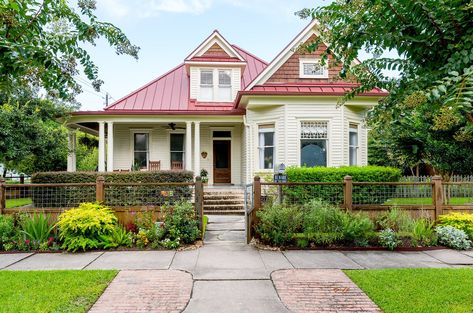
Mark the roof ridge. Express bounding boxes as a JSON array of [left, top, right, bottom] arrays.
[[105, 63, 185, 110], [231, 44, 268, 66]]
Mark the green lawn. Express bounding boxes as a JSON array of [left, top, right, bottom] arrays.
[[385, 197, 473, 205], [5, 197, 32, 208], [345, 268, 473, 313], [0, 270, 117, 313]]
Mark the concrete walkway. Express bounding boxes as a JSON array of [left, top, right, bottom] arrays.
[[1, 215, 473, 312]]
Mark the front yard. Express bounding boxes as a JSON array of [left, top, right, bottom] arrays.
[[5, 197, 32, 208], [0, 270, 117, 312], [345, 268, 473, 313]]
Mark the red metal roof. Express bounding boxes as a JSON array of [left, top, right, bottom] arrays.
[[98, 44, 268, 115], [237, 82, 388, 101]]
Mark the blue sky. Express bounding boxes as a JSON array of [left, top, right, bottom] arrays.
[[76, 0, 330, 110]]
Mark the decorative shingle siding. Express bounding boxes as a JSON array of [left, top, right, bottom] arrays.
[[266, 34, 344, 83], [202, 43, 230, 57]]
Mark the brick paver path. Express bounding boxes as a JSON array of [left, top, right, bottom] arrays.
[[89, 270, 193, 313], [272, 269, 381, 313]]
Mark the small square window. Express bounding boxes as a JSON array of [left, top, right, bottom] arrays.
[[299, 59, 328, 78]]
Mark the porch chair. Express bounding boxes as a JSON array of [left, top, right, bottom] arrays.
[[149, 161, 161, 171], [171, 161, 183, 170]]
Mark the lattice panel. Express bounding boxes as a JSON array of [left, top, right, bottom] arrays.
[[301, 121, 328, 139]]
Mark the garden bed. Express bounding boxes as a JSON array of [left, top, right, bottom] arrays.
[[254, 200, 473, 251]]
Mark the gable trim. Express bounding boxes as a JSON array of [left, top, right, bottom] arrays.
[[185, 30, 246, 62], [246, 20, 321, 90]]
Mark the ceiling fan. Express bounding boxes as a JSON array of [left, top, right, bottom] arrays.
[[162, 122, 186, 131]]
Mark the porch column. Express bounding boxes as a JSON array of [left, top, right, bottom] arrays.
[[67, 130, 76, 172], [98, 121, 106, 172], [194, 121, 200, 176], [185, 121, 192, 172], [107, 122, 114, 172]]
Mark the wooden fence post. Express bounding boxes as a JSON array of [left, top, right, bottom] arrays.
[[432, 175, 443, 220], [344, 175, 353, 211], [20, 174, 24, 184], [0, 178, 5, 214], [248, 176, 261, 241], [96, 176, 105, 203], [194, 176, 204, 235]]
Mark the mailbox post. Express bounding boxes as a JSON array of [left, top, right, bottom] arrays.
[[274, 163, 287, 204]]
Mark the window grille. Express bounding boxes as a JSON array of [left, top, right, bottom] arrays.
[[300, 121, 328, 139]]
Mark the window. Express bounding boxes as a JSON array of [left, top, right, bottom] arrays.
[[349, 124, 359, 166], [200, 70, 213, 100], [170, 134, 185, 168], [218, 70, 232, 101], [299, 59, 328, 78], [258, 125, 275, 169], [300, 121, 328, 167], [134, 133, 149, 169], [213, 131, 231, 138]]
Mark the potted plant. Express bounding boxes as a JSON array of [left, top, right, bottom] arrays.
[[200, 169, 209, 184]]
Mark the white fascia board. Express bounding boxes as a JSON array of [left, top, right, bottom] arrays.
[[186, 31, 246, 62]]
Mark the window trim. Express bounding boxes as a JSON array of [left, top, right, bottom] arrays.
[[169, 132, 186, 168], [258, 125, 275, 170], [348, 123, 360, 166], [198, 68, 233, 102], [299, 58, 328, 79], [130, 129, 151, 170], [297, 119, 330, 167]]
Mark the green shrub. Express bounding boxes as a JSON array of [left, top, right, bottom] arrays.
[[411, 218, 437, 247], [55, 202, 118, 252], [341, 213, 376, 247], [100, 226, 133, 249], [438, 212, 473, 239], [435, 226, 471, 250], [31, 171, 194, 207], [18, 213, 54, 248], [378, 228, 400, 250], [376, 207, 414, 233], [299, 200, 346, 246], [284, 166, 401, 204], [256, 204, 303, 246], [161, 201, 200, 245], [0, 215, 17, 250]]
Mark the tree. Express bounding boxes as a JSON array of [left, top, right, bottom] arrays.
[[0, 0, 139, 101], [299, 0, 473, 176], [0, 95, 70, 173]]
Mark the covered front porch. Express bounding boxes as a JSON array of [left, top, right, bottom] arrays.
[[67, 115, 244, 185]]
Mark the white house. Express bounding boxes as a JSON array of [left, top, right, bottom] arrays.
[[67, 20, 387, 185]]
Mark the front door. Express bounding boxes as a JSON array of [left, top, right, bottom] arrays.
[[213, 140, 231, 184]]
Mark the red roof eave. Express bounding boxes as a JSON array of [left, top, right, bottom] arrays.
[[72, 109, 246, 116]]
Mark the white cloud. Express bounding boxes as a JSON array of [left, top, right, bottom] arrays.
[[98, 0, 130, 18]]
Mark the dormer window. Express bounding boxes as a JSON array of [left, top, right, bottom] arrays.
[[200, 70, 214, 101], [218, 70, 232, 101], [299, 59, 328, 78], [199, 68, 233, 101]]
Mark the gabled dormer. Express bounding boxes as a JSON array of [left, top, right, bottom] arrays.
[[185, 31, 247, 102]]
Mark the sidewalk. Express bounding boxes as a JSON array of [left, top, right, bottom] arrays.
[[1, 216, 472, 312]]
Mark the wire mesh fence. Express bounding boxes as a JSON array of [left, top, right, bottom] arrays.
[[260, 182, 345, 206], [5, 184, 96, 208], [352, 182, 433, 206], [104, 183, 194, 207], [443, 182, 473, 205]]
